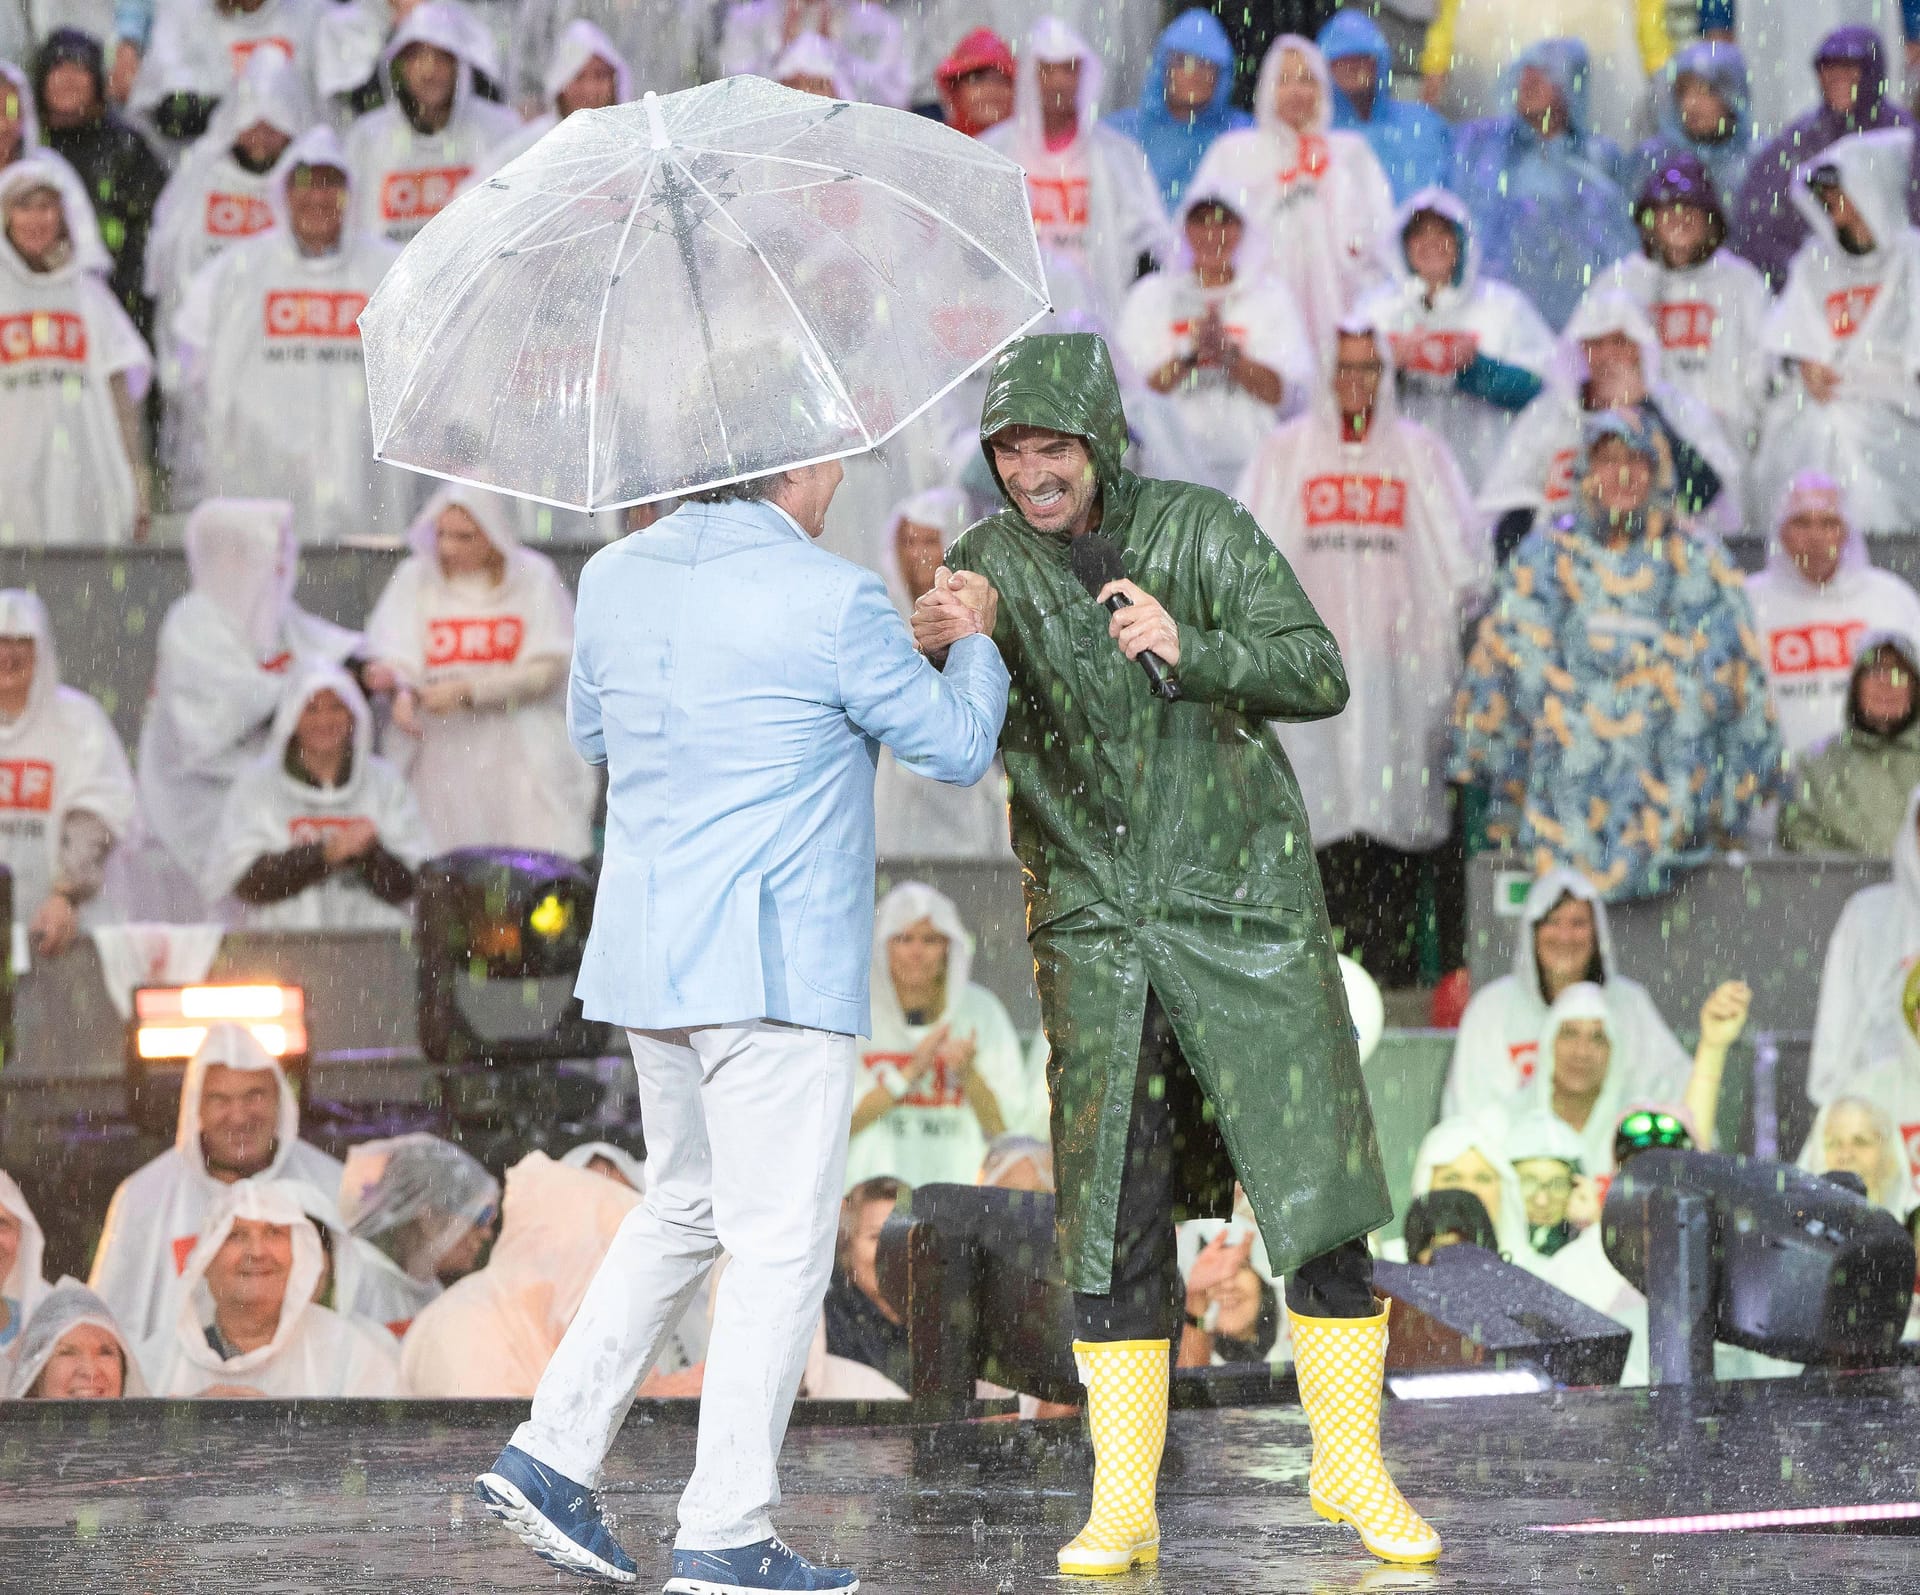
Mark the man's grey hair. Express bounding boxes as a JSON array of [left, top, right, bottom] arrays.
[[683, 473, 782, 505]]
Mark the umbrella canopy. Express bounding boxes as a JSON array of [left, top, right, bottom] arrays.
[[360, 77, 1049, 510]]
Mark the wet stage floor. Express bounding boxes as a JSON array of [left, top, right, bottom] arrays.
[[5, 1367, 1920, 1593]]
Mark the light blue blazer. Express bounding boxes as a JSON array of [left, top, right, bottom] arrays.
[[568, 498, 1010, 1036]]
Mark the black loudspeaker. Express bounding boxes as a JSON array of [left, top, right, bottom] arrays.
[[1374, 1246, 1632, 1388], [874, 1183, 1081, 1409], [1604, 1149, 1915, 1370]]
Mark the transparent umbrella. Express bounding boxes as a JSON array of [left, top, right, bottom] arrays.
[[359, 76, 1049, 511]]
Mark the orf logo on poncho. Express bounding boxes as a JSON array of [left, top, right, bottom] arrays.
[[381, 167, 472, 224], [205, 191, 275, 239], [1302, 473, 1407, 530], [264, 291, 369, 340], [1768, 621, 1865, 676], [0, 311, 86, 365]]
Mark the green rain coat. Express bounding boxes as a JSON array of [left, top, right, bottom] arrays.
[[948, 334, 1392, 1292]]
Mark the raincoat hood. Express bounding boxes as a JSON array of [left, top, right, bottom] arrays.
[[1533, 980, 1615, 1076], [773, 33, 849, 98], [272, 124, 353, 233], [164, 1177, 326, 1378], [1553, 286, 1666, 395], [263, 662, 376, 809], [1512, 868, 1616, 997], [1505, 1109, 1587, 1170], [3, 58, 42, 151], [213, 48, 312, 152], [870, 881, 975, 1032], [0, 155, 89, 282], [1252, 33, 1331, 137], [1653, 41, 1751, 165], [174, 1021, 304, 1177], [1636, 150, 1727, 260], [1169, 182, 1270, 278], [382, 0, 491, 120], [878, 486, 971, 615], [183, 498, 299, 656], [1796, 1094, 1911, 1214], [404, 481, 522, 571], [543, 18, 631, 108], [30, 28, 103, 118], [1316, 10, 1390, 112], [1384, 184, 1476, 294], [1792, 126, 1916, 260], [7, 1278, 147, 1396], [937, 27, 1014, 90], [1762, 469, 1868, 590], [0, 1167, 46, 1321], [1408, 1113, 1531, 1259], [0, 589, 61, 734], [338, 1133, 498, 1279], [1811, 25, 1900, 137], [977, 332, 1132, 532], [1005, 16, 1103, 154], [559, 1140, 645, 1191], [1505, 38, 1597, 146], [1313, 312, 1402, 433], [1845, 627, 1920, 735], [1107, 11, 1248, 207]]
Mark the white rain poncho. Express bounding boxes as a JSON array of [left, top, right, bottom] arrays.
[[342, 1, 519, 245], [89, 1023, 345, 1344], [1236, 317, 1488, 852], [1353, 186, 1556, 492], [335, 1133, 498, 1332], [140, 1177, 403, 1398], [844, 882, 1041, 1191], [716, 0, 909, 107], [0, 159, 151, 548], [480, 18, 629, 176], [0, 59, 107, 280], [6, 1278, 149, 1397], [203, 664, 434, 930], [1479, 286, 1746, 540], [133, 498, 360, 906], [364, 485, 593, 857], [399, 1150, 638, 1397], [0, 590, 135, 925], [144, 51, 310, 368], [1744, 471, 1920, 755], [1115, 190, 1314, 494], [170, 124, 412, 543], [872, 488, 1011, 862], [1186, 35, 1393, 362], [1810, 784, 1920, 1105], [1517, 982, 1694, 1176], [0, 1167, 46, 1351], [1592, 247, 1771, 454], [1442, 868, 1692, 1120], [1757, 128, 1920, 539], [981, 17, 1171, 328], [1402, 1112, 1534, 1264], [1795, 1090, 1915, 1218], [129, 0, 331, 124], [509, 0, 703, 111]]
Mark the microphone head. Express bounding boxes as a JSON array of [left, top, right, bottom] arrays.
[[1068, 533, 1126, 599]]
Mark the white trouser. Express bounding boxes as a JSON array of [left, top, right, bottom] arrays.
[[512, 1018, 857, 1550]]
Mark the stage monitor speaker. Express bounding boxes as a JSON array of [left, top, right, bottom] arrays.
[[1604, 1149, 1914, 1369], [874, 1183, 1080, 1409], [1374, 1246, 1631, 1388]]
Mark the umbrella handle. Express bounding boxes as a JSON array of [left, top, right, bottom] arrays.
[[646, 91, 670, 151]]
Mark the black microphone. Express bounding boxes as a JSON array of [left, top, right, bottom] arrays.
[[1068, 534, 1180, 702]]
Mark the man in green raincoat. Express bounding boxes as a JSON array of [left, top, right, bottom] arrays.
[[913, 333, 1439, 1572]]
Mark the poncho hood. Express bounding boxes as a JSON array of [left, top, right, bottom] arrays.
[[381, 0, 493, 121], [1511, 867, 1617, 995], [0, 1167, 46, 1323], [272, 123, 354, 235], [404, 482, 523, 571], [1317, 10, 1390, 109], [0, 588, 62, 736], [263, 662, 377, 810], [164, 1176, 326, 1377], [870, 881, 976, 1032], [542, 18, 631, 108], [1792, 126, 1915, 260], [488, 1150, 639, 1332], [338, 1133, 498, 1279], [1002, 16, 1102, 159], [1382, 183, 1477, 297], [174, 1021, 305, 1177], [878, 486, 971, 616], [1845, 627, 1920, 735], [977, 332, 1133, 535], [1251, 32, 1331, 137], [7, 1278, 147, 1397], [1505, 1109, 1587, 1169], [1795, 1093, 1910, 1214], [0, 155, 91, 283], [1408, 1112, 1531, 1259], [773, 32, 850, 98], [212, 47, 312, 151], [1106, 10, 1248, 207], [1651, 41, 1751, 175], [3, 58, 42, 150], [1505, 37, 1598, 148], [183, 497, 299, 655], [1636, 150, 1728, 259], [1810, 25, 1901, 137], [1552, 286, 1667, 397], [1761, 469, 1869, 590]]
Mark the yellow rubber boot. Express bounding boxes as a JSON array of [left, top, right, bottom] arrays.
[[1288, 1302, 1441, 1565], [1057, 1338, 1168, 1576]]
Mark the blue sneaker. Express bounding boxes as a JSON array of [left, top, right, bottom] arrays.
[[664, 1536, 858, 1593], [475, 1443, 638, 1585]]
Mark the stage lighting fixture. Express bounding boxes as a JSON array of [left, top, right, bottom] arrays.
[[126, 982, 310, 1137], [415, 849, 605, 1066]]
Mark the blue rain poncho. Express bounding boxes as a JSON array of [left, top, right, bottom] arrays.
[[1316, 9, 1453, 203], [1633, 41, 1756, 211], [1103, 10, 1251, 212]]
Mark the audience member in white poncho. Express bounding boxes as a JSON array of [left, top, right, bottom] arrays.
[[1480, 287, 1743, 552], [336, 1133, 498, 1337], [127, 0, 331, 134], [1443, 869, 1692, 1121], [1504, 1111, 1588, 1259], [1797, 1093, 1914, 1218], [845, 882, 1038, 1191], [1236, 317, 1487, 986], [170, 125, 410, 541], [773, 31, 851, 97], [507, 0, 703, 115], [204, 666, 432, 930], [0, 159, 151, 546], [1757, 128, 1920, 537], [1590, 152, 1771, 455], [982, 18, 1169, 328], [365, 486, 593, 858], [8, 1279, 148, 1397], [480, 18, 626, 177], [400, 1150, 639, 1397], [1354, 186, 1554, 493], [0, 591, 134, 959], [343, 1, 517, 246], [131, 498, 359, 918], [717, 0, 908, 107], [0, 1168, 46, 1352], [141, 1178, 402, 1398], [872, 489, 1012, 862], [1744, 471, 1920, 757], [1116, 187, 1313, 494], [90, 1024, 345, 1344], [1811, 785, 1920, 1105], [1381, 1114, 1534, 1266], [0, 59, 106, 278], [1186, 35, 1393, 362]]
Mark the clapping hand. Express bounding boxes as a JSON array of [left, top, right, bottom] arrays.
[[1698, 980, 1751, 1050]]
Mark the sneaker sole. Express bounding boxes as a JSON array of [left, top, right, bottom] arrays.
[[474, 1473, 639, 1585], [663, 1575, 859, 1594]]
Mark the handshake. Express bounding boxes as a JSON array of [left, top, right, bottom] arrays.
[[909, 566, 1000, 663]]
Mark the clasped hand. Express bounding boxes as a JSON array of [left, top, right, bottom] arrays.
[[911, 566, 999, 661]]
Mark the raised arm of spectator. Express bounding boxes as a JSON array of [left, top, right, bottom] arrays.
[[1685, 980, 1751, 1152]]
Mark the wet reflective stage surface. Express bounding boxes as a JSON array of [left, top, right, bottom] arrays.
[[5, 1368, 1919, 1593]]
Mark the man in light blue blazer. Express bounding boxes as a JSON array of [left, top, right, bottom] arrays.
[[477, 459, 1008, 1594]]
